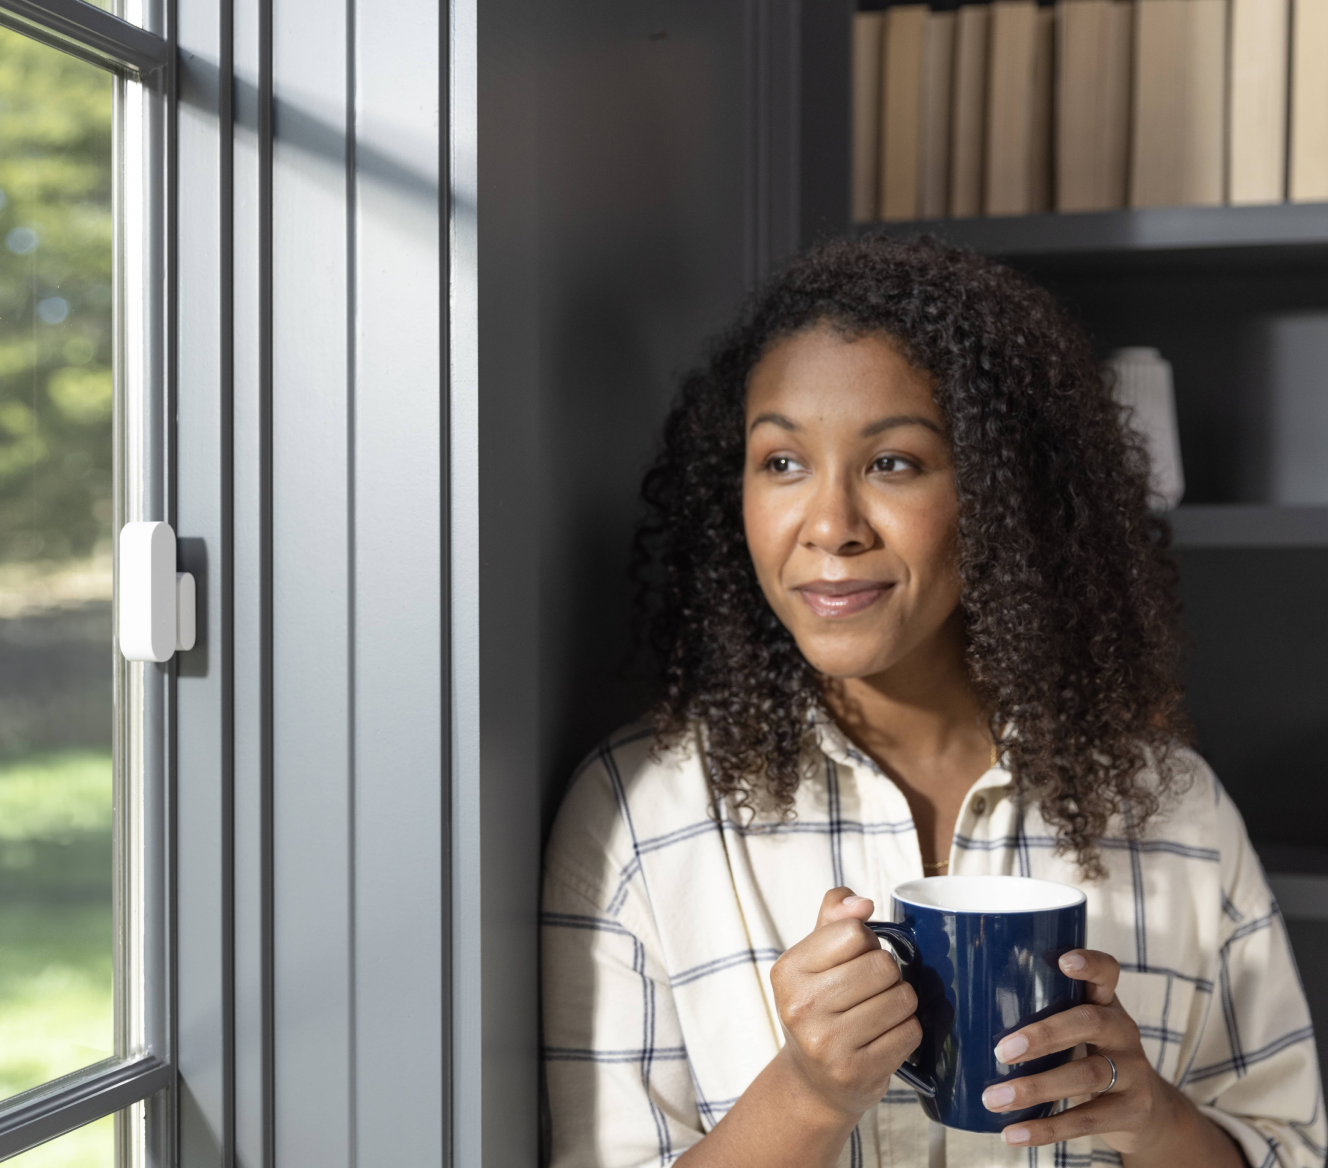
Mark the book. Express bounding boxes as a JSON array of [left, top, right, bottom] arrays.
[[1129, 0, 1226, 208], [1029, 6, 1055, 212], [1229, 0, 1290, 204], [879, 5, 930, 220], [985, 0, 1042, 215], [918, 13, 956, 219], [852, 12, 885, 223], [1289, 0, 1328, 201], [1056, 0, 1132, 211], [950, 4, 990, 216]]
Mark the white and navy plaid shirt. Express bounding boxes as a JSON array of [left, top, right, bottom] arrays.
[[542, 721, 1325, 1168]]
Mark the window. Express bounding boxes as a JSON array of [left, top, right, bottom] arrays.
[[0, 1, 168, 1162]]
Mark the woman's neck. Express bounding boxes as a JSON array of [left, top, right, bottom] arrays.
[[826, 613, 987, 763], [823, 612, 993, 870]]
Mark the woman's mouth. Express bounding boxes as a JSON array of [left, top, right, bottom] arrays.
[[794, 580, 894, 618]]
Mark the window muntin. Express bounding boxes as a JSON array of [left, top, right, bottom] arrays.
[[0, 22, 116, 1111], [3, 1112, 114, 1166]]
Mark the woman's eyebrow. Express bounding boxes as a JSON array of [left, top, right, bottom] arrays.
[[748, 411, 799, 434], [861, 414, 943, 437]]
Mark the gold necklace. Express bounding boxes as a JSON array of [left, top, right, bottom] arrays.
[[923, 741, 1000, 875]]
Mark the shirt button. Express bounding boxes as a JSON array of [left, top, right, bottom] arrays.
[[970, 796, 987, 816]]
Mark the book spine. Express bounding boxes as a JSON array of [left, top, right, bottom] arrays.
[[880, 5, 931, 220], [950, 5, 991, 216], [1290, 0, 1328, 200], [919, 12, 957, 219], [1229, 0, 1290, 204], [1130, 0, 1226, 208], [852, 12, 886, 223], [1056, 0, 1102, 212], [985, 0, 1041, 215], [1057, 0, 1132, 211], [1103, 0, 1134, 207], [1184, 0, 1228, 205], [1028, 5, 1055, 211]]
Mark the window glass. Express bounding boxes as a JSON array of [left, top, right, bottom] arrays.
[[4, 1114, 114, 1167], [0, 25, 115, 1103]]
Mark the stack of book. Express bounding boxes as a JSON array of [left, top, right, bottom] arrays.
[[853, 0, 1328, 221]]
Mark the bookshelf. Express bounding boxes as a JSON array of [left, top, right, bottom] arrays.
[[1169, 505, 1328, 548], [862, 202, 1328, 263]]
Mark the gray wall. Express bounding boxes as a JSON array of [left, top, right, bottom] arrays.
[[519, 0, 814, 818]]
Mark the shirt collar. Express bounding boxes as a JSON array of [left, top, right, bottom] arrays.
[[813, 714, 1014, 792]]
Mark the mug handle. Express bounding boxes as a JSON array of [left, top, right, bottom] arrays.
[[867, 921, 939, 1099]]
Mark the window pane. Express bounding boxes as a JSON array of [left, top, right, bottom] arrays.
[[4, 1114, 114, 1167], [0, 27, 115, 1102]]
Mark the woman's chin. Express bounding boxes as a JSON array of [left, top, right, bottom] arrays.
[[797, 641, 896, 682]]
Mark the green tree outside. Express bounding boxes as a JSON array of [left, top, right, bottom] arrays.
[[0, 24, 113, 567]]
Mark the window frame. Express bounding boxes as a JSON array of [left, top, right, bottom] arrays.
[[0, 0, 173, 1160]]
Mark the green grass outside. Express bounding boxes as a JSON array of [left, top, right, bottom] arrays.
[[0, 751, 113, 1166]]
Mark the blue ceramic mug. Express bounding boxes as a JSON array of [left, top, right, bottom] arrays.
[[868, 874, 1087, 1133]]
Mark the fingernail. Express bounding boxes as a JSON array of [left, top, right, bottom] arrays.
[[994, 1035, 1028, 1064], [1060, 952, 1086, 972], [982, 1085, 1015, 1110], [1002, 1127, 1031, 1146], [842, 895, 867, 907]]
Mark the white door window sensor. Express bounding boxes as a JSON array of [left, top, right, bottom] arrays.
[[119, 521, 197, 662]]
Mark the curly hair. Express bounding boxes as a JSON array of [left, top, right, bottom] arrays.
[[634, 233, 1191, 878]]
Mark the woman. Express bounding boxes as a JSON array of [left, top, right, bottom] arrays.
[[541, 236, 1323, 1167]]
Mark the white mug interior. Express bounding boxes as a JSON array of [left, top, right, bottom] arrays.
[[893, 874, 1085, 914]]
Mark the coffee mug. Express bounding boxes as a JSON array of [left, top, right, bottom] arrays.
[[868, 874, 1087, 1133]]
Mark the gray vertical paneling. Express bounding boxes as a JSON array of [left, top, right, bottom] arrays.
[[448, 0, 482, 1162], [175, 0, 231, 1158], [178, 0, 453, 1162], [231, 0, 271, 1161], [270, 0, 352, 1162], [352, 0, 445, 1162], [176, 0, 454, 1161]]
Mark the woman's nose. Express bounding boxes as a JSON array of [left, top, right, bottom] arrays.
[[803, 479, 873, 554]]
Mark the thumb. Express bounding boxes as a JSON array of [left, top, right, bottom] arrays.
[[816, 886, 875, 930]]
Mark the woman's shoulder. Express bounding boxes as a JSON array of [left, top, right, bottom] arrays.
[[1143, 744, 1242, 843], [1138, 744, 1264, 897], [543, 719, 714, 913]]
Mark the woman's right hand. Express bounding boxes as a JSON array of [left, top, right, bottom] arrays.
[[770, 887, 923, 1124]]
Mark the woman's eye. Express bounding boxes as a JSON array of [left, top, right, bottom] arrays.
[[872, 454, 914, 474], [764, 455, 803, 474]]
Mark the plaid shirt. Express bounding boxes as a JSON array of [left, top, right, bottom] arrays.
[[542, 721, 1325, 1168]]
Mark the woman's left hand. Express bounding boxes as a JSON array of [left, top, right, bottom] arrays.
[[981, 949, 1180, 1155]]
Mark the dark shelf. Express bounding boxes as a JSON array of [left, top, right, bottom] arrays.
[[1168, 505, 1328, 549], [1258, 839, 1328, 874], [860, 202, 1328, 267], [1266, 874, 1328, 920]]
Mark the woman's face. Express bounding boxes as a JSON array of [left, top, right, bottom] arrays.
[[742, 323, 961, 681]]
